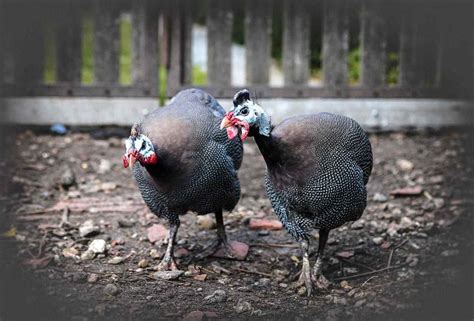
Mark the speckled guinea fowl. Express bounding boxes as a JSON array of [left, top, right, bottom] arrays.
[[220, 89, 373, 295], [123, 88, 243, 270]]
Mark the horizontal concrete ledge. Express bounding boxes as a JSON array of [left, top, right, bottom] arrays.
[[1, 97, 472, 130]]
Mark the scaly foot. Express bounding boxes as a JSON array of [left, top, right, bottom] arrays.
[[155, 255, 178, 271]]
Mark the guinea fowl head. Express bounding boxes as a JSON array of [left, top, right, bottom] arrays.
[[122, 125, 158, 168], [220, 89, 272, 141]]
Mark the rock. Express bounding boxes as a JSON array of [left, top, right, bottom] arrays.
[[151, 270, 184, 280], [62, 247, 79, 259], [351, 220, 365, 230], [147, 224, 168, 244], [340, 280, 352, 290], [429, 175, 444, 184], [248, 219, 283, 231], [138, 259, 149, 268], [107, 256, 125, 265], [183, 311, 218, 321], [97, 159, 112, 174], [197, 215, 216, 230], [87, 273, 99, 283], [204, 289, 227, 304], [79, 220, 100, 237], [297, 287, 307, 296], [60, 167, 76, 189], [103, 284, 119, 296], [386, 223, 399, 237], [175, 248, 189, 258], [193, 274, 207, 281], [372, 237, 384, 245], [149, 249, 161, 259], [117, 219, 136, 228], [100, 182, 117, 192], [235, 300, 252, 313], [373, 192, 388, 203], [396, 159, 414, 172], [88, 239, 106, 254], [80, 250, 95, 261], [335, 250, 354, 259], [213, 241, 249, 260], [399, 216, 416, 230], [390, 186, 423, 197], [433, 198, 445, 209]]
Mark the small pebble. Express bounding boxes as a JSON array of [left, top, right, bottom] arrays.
[[103, 284, 119, 296]]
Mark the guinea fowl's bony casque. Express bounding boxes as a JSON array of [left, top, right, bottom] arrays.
[[221, 89, 373, 295], [123, 88, 243, 270]]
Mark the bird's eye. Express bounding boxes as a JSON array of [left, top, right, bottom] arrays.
[[240, 107, 249, 116]]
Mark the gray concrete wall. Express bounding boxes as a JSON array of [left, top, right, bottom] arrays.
[[1, 97, 472, 130]]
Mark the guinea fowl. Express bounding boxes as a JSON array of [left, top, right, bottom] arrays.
[[123, 88, 243, 270], [220, 89, 373, 295]]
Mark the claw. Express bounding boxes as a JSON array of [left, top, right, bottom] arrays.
[[155, 256, 178, 271]]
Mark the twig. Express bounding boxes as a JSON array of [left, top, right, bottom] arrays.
[[361, 275, 378, 287], [36, 230, 48, 258], [387, 239, 409, 268], [59, 207, 71, 228], [339, 258, 376, 271], [232, 267, 273, 278], [334, 263, 407, 281], [251, 242, 300, 249]]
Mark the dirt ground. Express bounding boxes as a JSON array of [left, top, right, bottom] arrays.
[[0, 126, 472, 321]]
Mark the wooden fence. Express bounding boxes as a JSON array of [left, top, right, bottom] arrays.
[[0, 0, 472, 100]]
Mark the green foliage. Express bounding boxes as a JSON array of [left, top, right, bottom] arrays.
[[159, 66, 167, 106], [348, 47, 361, 84], [192, 65, 208, 86], [43, 24, 56, 84], [81, 16, 94, 84], [386, 52, 399, 85], [119, 16, 132, 85]]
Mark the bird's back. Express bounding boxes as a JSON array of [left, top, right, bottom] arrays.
[[266, 112, 373, 234], [133, 89, 243, 215]]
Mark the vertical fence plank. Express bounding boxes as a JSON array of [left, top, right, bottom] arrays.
[[245, 0, 272, 85], [94, 1, 120, 84], [438, 2, 473, 98], [399, 7, 418, 88], [322, 0, 348, 91], [361, 0, 386, 88], [282, 0, 310, 85], [167, 1, 193, 95], [132, 0, 159, 96], [9, 2, 45, 85], [207, 0, 233, 86], [57, 0, 82, 83]]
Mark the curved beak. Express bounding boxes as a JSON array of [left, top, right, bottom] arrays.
[[129, 154, 137, 167], [220, 116, 233, 129]]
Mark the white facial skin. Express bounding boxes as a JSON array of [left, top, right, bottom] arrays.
[[125, 134, 155, 158], [231, 100, 265, 126]]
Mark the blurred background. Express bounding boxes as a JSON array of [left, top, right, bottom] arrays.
[[0, 0, 472, 127], [0, 0, 472, 320]]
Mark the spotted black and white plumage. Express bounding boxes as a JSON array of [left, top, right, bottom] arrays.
[[132, 89, 242, 221], [224, 90, 372, 293], [259, 113, 372, 241]]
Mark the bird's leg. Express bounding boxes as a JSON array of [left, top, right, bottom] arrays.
[[295, 240, 313, 296], [156, 222, 179, 271], [311, 228, 330, 289], [196, 210, 235, 259]]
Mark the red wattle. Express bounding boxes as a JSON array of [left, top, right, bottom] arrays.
[[145, 153, 158, 165], [122, 155, 129, 168]]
